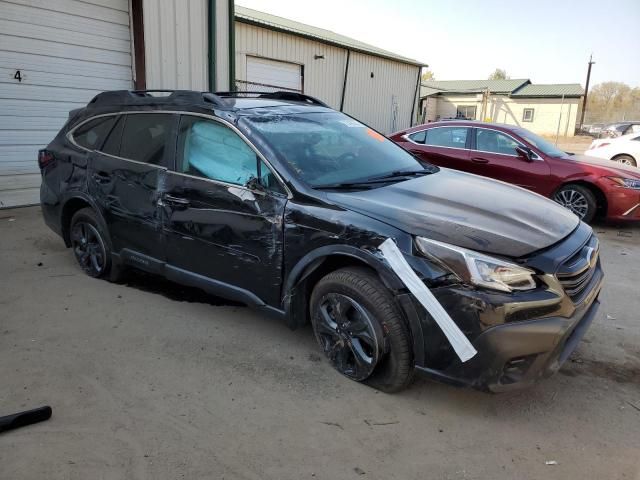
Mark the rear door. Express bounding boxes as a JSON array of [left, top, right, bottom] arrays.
[[86, 112, 176, 266], [469, 127, 550, 194], [404, 126, 472, 171], [161, 114, 288, 306]]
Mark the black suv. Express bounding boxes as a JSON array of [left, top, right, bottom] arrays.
[[39, 90, 604, 392]]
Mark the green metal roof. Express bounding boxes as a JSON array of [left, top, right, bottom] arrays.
[[422, 79, 530, 94], [511, 83, 584, 97], [235, 6, 426, 67]]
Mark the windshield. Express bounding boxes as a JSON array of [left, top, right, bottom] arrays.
[[243, 112, 427, 187], [513, 127, 566, 157]]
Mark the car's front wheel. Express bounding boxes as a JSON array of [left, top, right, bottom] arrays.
[[310, 267, 414, 392], [554, 184, 597, 223], [69, 208, 113, 278]]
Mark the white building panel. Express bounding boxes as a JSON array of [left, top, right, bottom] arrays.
[[246, 56, 302, 92], [235, 22, 348, 108], [0, 0, 133, 208], [142, 0, 209, 90], [342, 52, 420, 134]]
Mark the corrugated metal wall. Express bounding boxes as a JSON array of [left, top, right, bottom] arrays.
[[214, 0, 231, 91], [235, 23, 347, 109], [142, 0, 208, 90], [342, 52, 419, 133], [235, 22, 419, 134], [0, 0, 132, 207]]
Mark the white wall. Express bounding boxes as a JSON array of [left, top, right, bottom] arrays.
[[235, 22, 347, 108], [235, 22, 420, 134], [0, 0, 132, 207], [143, 0, 209, 90]]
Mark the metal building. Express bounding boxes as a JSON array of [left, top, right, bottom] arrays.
[[0, 1, 423, 208], [234, 7, 425, 135]]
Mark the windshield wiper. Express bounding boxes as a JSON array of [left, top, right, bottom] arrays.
[[369, 169, 433, 181], [315, 168, 435, 190]]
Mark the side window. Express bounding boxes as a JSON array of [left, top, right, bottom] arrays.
[[73, 116, 117, 150], [425, 127, 468, 149], [177, 116, 258, 186], [408, 130, 427, 144], [522, 108, 534, 122], [476, 129, 521, 155], [101, 115, 125, 156], [120, 113, 174, 165], [259, 159, 286, 195]]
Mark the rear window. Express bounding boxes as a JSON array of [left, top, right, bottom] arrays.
[[120, 113, 175, 165], [73, 116, 117, 150]]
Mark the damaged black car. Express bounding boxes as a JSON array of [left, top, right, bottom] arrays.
[[39, 90, 604, 392]]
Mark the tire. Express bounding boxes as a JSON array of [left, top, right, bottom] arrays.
[[310, 267, 414, 392], [613, 154, 637, 167], [69, 207, 116, 279], [553, 184, 598, 223]]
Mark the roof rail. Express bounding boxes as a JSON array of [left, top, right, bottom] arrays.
[[87, 90, 228, 108], [215, 90, 329, 108]]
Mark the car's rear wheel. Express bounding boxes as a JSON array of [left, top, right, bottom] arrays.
[[310, 267, 414, 392], [69, 208, 113, 278], [554, 184, 597, 223], [613, 154, 637, 167]]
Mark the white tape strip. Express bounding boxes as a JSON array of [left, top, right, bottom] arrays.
[[379, 238, 477, 363]]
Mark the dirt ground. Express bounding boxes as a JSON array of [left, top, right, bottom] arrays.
[[1, 206, 638, 480], [545, 135, 594, 155]]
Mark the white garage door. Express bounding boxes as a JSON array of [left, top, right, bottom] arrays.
[[243, 56, 302, 93], [0, 0, 133, 208]]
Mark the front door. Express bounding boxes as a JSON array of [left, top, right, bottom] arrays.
[[161, 114, 287, 306], [469, 127, 551, 195], [86, 112, 176, 263]]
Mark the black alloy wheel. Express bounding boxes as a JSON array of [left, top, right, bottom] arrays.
[[71, 221, 107, 277], [314, 292, 382, 381]]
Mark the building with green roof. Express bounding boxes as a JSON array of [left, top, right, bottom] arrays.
[[420, 79, 585, 136]]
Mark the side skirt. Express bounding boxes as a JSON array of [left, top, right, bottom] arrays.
[[112, 250, 286, 319]]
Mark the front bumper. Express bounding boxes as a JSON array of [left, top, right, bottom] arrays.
[[404, 224, 604, 392]]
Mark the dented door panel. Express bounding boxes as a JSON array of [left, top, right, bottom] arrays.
[[161, 172, 286, 306]]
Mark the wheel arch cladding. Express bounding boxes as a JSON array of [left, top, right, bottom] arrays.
[[283, 246, 405, 329], [60, 196, 108, 247]]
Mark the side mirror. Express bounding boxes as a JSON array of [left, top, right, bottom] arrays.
[[515, 146, 534, 162], [245, 176, 265, 192]]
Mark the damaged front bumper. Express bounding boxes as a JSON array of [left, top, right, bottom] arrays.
[[400, 258, 604, 393]]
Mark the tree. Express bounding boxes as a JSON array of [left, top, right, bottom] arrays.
[[421, 69, 435, 82], [585, 81, 640, 123], [488, 68, 508, 80]]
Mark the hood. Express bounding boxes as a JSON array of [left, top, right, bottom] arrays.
[[326, 169, 580, 258], [564, 154, 640, 178]]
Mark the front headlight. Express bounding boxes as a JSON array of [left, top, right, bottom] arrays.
[[607, 177, 640, 190], [415, 237, 537, 293]]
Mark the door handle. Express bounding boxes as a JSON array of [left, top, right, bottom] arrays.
[[471, 157, 489, 164], [163, 194, 190, 207]]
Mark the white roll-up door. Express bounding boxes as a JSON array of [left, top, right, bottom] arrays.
[[0, 0, 133, 208], [243, 56, 302, 93]]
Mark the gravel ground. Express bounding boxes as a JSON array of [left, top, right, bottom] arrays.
[[0, 206, 638, 480]]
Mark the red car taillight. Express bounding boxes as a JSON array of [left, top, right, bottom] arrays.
[[38, 149, 55, 169]]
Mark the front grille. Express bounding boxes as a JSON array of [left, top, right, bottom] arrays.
[[556, 236, 600, 303]]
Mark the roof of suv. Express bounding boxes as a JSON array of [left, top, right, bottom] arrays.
[[85, 90, 332, 114]]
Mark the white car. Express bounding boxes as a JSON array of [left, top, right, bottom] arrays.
[[585, 132, 640, 167]]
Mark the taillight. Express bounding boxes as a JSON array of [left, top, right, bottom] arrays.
[[595, 142, 610, 149], [38, 149, 55, 169]]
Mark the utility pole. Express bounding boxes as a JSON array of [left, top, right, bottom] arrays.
[[579, 54, 595, 129]]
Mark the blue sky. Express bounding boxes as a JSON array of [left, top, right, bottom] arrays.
[[237, 0, 640, 87]]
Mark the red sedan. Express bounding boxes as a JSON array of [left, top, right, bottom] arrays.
[[390, 121, 640, 223]]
